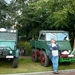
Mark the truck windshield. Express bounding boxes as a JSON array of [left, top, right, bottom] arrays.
[[0, 32, 16, 41], [46, 33, 69, 41]]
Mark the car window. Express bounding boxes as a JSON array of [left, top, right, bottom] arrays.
[[46, 32, 69, 41]]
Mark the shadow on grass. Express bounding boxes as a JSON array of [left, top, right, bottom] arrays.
[[0, 58, 12, 68]]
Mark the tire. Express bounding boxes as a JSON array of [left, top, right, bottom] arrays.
[[32, 49, 38, 62], [40, 51, 50, 67], [13, 57, 18, 68]]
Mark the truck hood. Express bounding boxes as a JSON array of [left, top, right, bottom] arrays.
[[0, 41, 16, 50], [47, 41, 72, 51], [57, 41, 72, 50]]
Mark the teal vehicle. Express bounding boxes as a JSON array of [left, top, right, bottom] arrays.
[[0, 28, 19, 68], [30, 30, 75, 67]]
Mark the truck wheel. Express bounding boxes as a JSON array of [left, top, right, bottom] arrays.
[[32, 49, 38, 62], [13, 57, 18, 68], [40, 51, 49, 67]]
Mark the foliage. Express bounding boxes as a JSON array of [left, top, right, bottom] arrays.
[[0, 0, 75, 40], [18, 41, 32, 56], [0, 0, 7, 27]]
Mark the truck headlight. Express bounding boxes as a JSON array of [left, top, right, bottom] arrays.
[[10, 50, 12, 54], [10, 30, 16, 33], [69, 50, 71, 53]]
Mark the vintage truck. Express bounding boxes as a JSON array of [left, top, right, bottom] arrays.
[[30, 30, 75, 67], [0, 28, 19, 68]]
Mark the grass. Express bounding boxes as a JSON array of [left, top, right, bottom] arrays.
[[0, 57, 75, 74]]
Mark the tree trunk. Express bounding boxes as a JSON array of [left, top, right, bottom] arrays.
[[32, 35, 34, 40], [73, 37, 75, 50]]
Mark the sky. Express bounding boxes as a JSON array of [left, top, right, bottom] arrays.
[[4, 0, 12, 4]]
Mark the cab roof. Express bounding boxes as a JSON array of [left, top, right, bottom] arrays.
[[40, 30, 68, 33]]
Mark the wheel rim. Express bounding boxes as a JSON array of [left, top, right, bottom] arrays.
[[32, 51, 35, 59], [41, 54, 45, 64]]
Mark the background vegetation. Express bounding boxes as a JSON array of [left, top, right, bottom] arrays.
[[0, 0, 75, 52], [18, 41, 32, 56], [0, 0, 75, 39]]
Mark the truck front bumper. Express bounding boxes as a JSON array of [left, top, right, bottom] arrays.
[[0, 55, 14, 58], [6, 56, 14, 58], [59, 54, 75, 63]]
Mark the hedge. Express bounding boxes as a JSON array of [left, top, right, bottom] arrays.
[[18, 41, 32, 56]]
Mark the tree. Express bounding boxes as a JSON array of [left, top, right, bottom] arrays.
[[25, 0, 75, 47], [1, 0, 75, 44], [0, 0, 7, 27]]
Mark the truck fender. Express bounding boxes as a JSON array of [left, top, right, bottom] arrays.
[[15, 49, 19, 57], [44, 49, 50, 57]]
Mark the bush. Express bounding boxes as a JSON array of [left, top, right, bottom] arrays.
[[18, 41, 32, 56]]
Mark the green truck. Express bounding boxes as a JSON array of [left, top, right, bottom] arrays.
[[0, 28, 19, 68], [30, 30, 75, 67]]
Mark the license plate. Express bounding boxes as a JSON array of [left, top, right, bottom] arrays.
[[68, 55, 74, 57], [6, 56, 14, 58]]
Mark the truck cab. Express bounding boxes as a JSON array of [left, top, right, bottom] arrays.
[[30, 30, 75, 67], [0, 28, 19, 68]]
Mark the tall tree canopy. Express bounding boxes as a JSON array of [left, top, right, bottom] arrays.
[[0, 0, 7, 27], [0, 0, 75, 41]]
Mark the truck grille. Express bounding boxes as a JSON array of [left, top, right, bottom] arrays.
[[0, 49, 9, 56]]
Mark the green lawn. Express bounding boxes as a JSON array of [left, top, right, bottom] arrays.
[[0, 57, 75, 74]]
